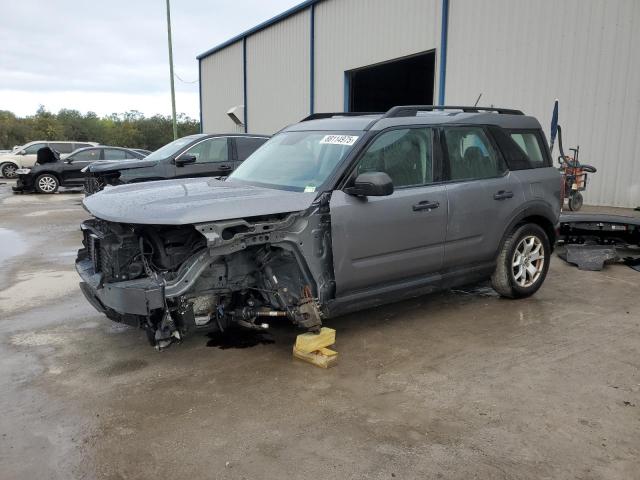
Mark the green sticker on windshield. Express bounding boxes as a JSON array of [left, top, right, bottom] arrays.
[[304, 185, 316, 193]]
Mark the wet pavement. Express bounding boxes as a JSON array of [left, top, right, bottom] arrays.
[[0, 181, 639, 479]]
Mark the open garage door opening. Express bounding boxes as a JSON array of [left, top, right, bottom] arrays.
[[347, 51, 435, 113]]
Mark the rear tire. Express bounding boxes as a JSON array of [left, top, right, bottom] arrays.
[[35, 174, 59, 194], [1, 162, 18, 178], [491, 223, 551, 299]]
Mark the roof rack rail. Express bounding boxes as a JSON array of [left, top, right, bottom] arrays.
[[381, 105, 524, 119], [300, 112, 382, 122]]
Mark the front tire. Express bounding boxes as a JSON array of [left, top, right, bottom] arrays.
[[35, 174, 59, 194], [1, 162, 18, 178], [491, 223, 550, 299]]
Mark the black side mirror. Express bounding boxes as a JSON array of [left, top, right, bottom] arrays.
[[175, 154, 196, 166], [344, 171, 394, 197]]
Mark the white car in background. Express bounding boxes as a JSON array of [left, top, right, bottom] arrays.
[[0, 140, 98, 178]]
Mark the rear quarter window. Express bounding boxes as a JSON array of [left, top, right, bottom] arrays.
[[510, 131, 547, 167]]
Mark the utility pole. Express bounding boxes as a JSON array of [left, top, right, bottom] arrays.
[[166, 0, 178, 140]]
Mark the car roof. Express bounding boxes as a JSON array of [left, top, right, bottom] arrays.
[[200, 133, 270, 138], [282, 106, 542, 132], [69, 146, 135, 153]]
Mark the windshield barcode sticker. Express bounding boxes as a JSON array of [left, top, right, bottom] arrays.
[[320, 135, 359, 146]]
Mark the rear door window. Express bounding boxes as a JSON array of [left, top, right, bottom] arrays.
[[50, 142, 75, 154], [71, 149, 101, 162], [444, 127, 506, 181], [509, 132, 546, 167], [235, 137, 268, 161], [103, 149, 127, 160], [74, 143, 94, 150]]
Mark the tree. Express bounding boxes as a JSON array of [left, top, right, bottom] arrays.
[[0, 107, 200, 151]]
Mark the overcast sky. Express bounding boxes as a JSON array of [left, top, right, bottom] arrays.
[[0, 0, 301, 119]]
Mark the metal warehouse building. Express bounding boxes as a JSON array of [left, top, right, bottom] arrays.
[[198, 0, 640, 208]]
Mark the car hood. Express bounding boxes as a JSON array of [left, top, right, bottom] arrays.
[[88, 158, 159, 173], [83, 177, 319, 225]]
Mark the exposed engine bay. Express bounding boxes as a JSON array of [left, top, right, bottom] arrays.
[[76, 196, 333, 349]]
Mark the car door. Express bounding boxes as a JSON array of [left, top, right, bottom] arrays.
[[330, 127, 448, 296], [63, 148, 102, 184], [233, 136, 268, 169], [19, 142, 47, 167], [441, 126, 525, 270], [173, 137, 233, 178]]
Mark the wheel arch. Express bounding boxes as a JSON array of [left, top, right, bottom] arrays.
[[1, 160, 19, 173], [498, 203, 558, 256], [35, 171, 61, 182]]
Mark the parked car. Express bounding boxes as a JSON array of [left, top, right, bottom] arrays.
[[13, 146, 146, 194], [83, 134, 269, 195], [76, 106, 561, 348], [0, 140, 98, 178]]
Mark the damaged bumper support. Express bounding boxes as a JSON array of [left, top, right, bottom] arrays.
[[12, 175, 35, 193], [76, 248, 213, 322]]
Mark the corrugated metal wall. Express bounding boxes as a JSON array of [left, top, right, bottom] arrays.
[[314, 0, 441, 112], [200, 40, 244, 134], [445, 0, 640, 207], [199, 0, 639, 207], [246, 10, 310, 134]]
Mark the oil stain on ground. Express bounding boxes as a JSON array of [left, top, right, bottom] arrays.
[[206, 328, 275, 349]]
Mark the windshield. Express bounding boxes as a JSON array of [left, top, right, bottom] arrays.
[[228, 131, 361, 191], [144, 135, 204, 161]]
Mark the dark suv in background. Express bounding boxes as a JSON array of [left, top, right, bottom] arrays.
[[13, 146, 146, 194], [76, 106, 560, 348], [83, 134, 269, 194]]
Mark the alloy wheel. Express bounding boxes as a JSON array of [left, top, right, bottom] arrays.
[[2, 164, 17, 178], [38, 176, 58, 193], [512, 235, 545, 288]]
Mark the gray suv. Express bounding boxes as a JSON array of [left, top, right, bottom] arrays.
[[76, 106, 561, 348]]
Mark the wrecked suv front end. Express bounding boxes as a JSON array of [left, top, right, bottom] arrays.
[[76, 128, 363, 348], [75, 179, 335, 349]]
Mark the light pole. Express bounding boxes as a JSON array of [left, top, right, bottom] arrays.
[[166, 0, 178, 140]]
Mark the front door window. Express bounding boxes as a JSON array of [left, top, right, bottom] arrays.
[[184, 138, 228, 163]]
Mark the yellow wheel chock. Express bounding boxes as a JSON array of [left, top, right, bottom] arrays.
[[293, 327, 338, 368]]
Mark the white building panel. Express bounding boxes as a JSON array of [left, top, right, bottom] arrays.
[[200, 41, 244, 134], [445, 0, 640, 207], [314, 0, 442, 112], [246, 9, 310, 134]]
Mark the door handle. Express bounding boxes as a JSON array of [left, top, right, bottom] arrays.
[[218, 165, 232, 171], [412, 200, 440, 211], [493, 190, 514, 200]]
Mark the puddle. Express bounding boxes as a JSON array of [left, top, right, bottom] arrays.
[[25, 208, 79, 217], [11, 331, 67, 347], [0, 270, 79, 315], [206, 328, 275, 349], [0, 228, 27, 265]]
